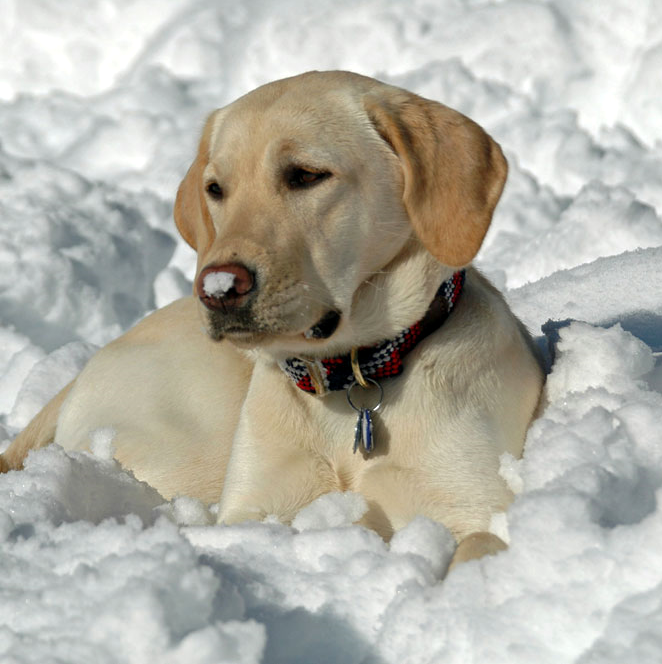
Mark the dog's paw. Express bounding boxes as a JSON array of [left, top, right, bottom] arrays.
[[0, 453, 21, 473], [448, 531, 507, 570], [217, 505, 267, 526]]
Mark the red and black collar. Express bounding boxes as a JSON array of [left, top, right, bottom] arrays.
[[279, 270, 465, 396]]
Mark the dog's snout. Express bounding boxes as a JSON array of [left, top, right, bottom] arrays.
[[197, 263, 255, 311]]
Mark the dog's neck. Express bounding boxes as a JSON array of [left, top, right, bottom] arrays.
[[279, 270, 465, 396]]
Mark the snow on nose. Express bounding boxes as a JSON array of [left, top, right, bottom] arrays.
[[203, 271, 236, 297]]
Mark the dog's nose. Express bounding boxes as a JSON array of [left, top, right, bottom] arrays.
[[197, 263, 255, 311]]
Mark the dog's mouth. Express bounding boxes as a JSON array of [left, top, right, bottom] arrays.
[[303, 310, 342, 340], [203, 306, 342, 346]]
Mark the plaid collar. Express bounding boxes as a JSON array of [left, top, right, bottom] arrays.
[[279, 271, 465, 396]]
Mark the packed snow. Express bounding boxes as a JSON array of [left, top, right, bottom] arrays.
[[1, 0, 662, 662]]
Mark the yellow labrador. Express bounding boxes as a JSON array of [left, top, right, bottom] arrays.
[[2, 72, 543, 566]]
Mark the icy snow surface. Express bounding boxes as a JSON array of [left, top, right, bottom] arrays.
[[2, 1, 662, 662]]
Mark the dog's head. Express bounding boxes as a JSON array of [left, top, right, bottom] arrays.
[[175, 71, 506, 356]]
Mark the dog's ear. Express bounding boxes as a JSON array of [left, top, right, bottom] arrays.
[[174, 113, 217, 251], [363, 87, 507, 267]]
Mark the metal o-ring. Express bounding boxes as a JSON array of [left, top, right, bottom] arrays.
[[346, 378, 384, 413]]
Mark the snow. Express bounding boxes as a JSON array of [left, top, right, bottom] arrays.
[[1, 0, 662, 662], [203, 271, 237, 298], [291, 491, 369, 532]]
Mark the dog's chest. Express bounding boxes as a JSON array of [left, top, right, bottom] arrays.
[[290, 372, 436, 480], [247, 350, 460, 491]]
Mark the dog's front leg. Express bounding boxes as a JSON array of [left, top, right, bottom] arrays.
[[217, 360, 336, 526], [217, 439, 332, 525]]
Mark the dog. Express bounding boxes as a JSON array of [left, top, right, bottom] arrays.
[[1, 71, 544, 567]]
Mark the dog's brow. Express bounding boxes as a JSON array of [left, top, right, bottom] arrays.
[[203, 162, 224, 185], [278, 143, 323, 160], [274, 138, 342, 169]]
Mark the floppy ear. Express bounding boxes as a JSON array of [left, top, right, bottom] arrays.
[[174, 113, 217, 251], [363, 87, 507, 267]]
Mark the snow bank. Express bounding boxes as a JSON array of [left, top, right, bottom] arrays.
[[1, 0, 662, 662]]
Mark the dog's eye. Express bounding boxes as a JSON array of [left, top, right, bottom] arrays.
[[287, 168, 331, 189], [206, 182, 224, 199]]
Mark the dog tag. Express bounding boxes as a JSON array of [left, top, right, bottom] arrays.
[[352, 407, 374, 454], [361, 408, 373, 453], [353, 409, 364, 453], [347, 379, 382, 455]]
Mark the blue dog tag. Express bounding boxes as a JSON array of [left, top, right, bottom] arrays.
[[353, 408, 374, 454], [361, 408, 373, 452], [347, 379, 382, 455]]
